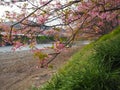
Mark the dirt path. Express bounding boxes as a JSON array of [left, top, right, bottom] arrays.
[[0, 47, 82, 90]]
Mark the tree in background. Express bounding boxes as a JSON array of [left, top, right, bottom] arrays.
[[0, 0, 120, 67]]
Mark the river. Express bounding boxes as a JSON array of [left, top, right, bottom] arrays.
[[0, 44, 52, 52], [0, 41, 90, 52]]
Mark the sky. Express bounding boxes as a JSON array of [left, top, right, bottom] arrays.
[[0, 1, 32, 18], [0, 0, 67, 17], [0, 0, 66, 25]]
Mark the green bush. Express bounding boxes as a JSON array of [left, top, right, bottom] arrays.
[[36, 27, 120, 90], [36, 36, 54, 43]]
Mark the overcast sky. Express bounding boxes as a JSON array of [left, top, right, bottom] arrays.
[[0, 0, 67, 25]]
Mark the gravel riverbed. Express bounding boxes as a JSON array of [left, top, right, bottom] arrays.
[[0, 47, 82, 90]]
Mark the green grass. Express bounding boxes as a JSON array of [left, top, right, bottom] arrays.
[[35, 26, 120, 90]]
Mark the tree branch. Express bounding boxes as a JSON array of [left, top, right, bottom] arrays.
[[9, 0, 53, 42], [100, 5, 120, 12]]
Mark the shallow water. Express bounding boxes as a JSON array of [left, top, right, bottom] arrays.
[[0, 41, 90, 52], [0, 44, 52, 52]]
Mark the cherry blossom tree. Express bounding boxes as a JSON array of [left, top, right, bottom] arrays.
[[0, 0, 120, 67]]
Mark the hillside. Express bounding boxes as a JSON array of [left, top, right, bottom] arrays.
[[37, 26, 120, 90]]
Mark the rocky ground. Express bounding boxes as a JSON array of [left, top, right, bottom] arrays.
[[0, 47, 82, 90]]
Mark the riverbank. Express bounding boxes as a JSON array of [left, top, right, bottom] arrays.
[[40, 27, 120, 90], [0, 46, 83, 90]]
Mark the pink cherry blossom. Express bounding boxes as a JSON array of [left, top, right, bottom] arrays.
[[39, 0, 48, 5], [37, 14, 49, 24]]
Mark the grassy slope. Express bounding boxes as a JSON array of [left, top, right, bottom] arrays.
[[37, 27, 120, 90]]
